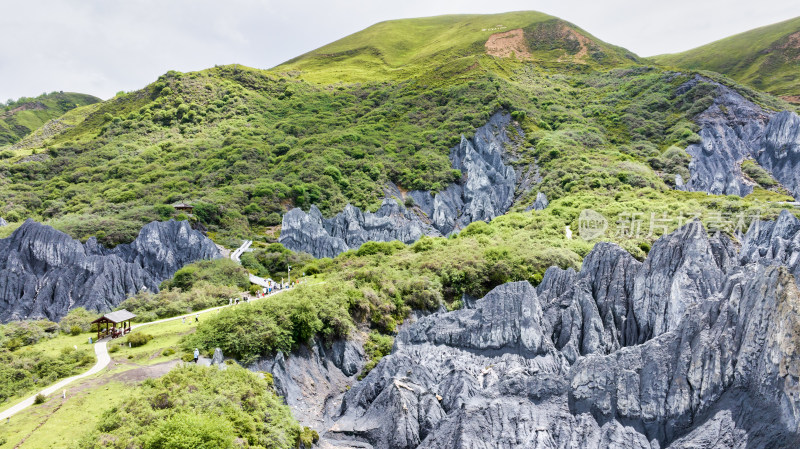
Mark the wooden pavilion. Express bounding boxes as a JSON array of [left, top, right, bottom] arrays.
[[172, 202, 194, 214], [92, 309, 136, 340]]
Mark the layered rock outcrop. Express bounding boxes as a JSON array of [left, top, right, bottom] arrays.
[[0, 219, 219, 322], [318, 212, 800, 448], [681, 76, 800, 199], [280, 201, 440, 260], [280, 112, 526, 258], [251, 339, 365, 432]]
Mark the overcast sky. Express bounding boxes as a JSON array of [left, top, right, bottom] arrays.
[[1, 0, 798, 101]]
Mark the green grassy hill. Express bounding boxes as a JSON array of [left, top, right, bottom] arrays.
[[2, 13, 799, 445], [652, 16, 800, 101], [0, 11, 791, 250], [0, 92, 101, 146], [277, 11, 640, 84]]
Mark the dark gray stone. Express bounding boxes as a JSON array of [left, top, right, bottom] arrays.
[[211, 347, 224, 366], [251, 338, 364, 432], [319, 213, 800, 448], [756, 111, 800, 200], [525, 191, 549, 211], [0, 219, 219, 322], [280, 113, 526, 258], [680, 76, 800, 199]]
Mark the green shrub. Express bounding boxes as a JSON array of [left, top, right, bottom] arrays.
[[79, 365, 301, 448], [186, 283, 352, 365], [0, 319, 59, 349], [742, 159, 779, 188], [297, 427, 320, 447], [109, 344, 120, 353], [355, 240, 404, 257], [0, 346, 93, 402], [126, 332, 153, 348], [161, 259, 249, 292], [70, 325, 82, 336], [121, 282, 239, 323], [360, 332, 394, 379], [34, 393, 47, 404], [162, 348, 176, 357]]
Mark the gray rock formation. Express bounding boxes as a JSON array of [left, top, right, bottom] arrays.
[[739, 209, 800, 285], [0, 217, 7, 227], [318, 214, 800, 448], [279, 206, 350, 260], [755, 111, 800, 199], [211, 347, 224, 366], [411, 112, 520, 235], [251, 338, 365, 432], [0, 219, 219, 322], [525, 191, 549, 211], [280, 112, 526, 258], [680, 76, 800, 199]]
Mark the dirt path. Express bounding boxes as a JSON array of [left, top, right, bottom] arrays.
[[0, 283, 292, 421]]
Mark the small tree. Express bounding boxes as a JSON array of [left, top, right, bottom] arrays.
[[59, 308, 99, 334]]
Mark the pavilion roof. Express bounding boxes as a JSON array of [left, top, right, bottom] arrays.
[[91, 309, 136, 324]]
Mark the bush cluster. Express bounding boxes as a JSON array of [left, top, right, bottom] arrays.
[[0, 346, 94, 403], [78, 365, 304, 449]]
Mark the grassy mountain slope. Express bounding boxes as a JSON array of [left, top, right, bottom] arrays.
[[0, 92, 101, 146], [1, 13, 799, 444], [652, 16, 800, 101], [0, 11, 791, 252], [277, 11, 640, 84]]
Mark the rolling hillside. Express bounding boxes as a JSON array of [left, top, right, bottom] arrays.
[[3, 10, 800, 448], [0, 11, 790, 250], [653, 16, 800, 101], [277, 11, 640, 83], [0, 92, 101, 145]]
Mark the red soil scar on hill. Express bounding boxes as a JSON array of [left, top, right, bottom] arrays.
[[485, 29, 531, 59]]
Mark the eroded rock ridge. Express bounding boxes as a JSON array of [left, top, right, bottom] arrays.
[[318, 211, 800, 448], [280, 112, 531, 258], [0, 219, 220, 322], [681, 76, 800, 199]]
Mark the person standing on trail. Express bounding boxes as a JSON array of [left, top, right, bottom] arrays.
[[195, 313, 199, 323], [182, 317, 186, 324], [193, 348, 200, 363]]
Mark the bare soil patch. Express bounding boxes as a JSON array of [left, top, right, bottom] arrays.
[[485, 29, 531, 59], [109, 359, 181, 383]]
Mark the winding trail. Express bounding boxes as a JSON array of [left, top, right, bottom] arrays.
[[0, 245, 293, 421], [0, 341, 110, 422], [230, 240, 273, 287]]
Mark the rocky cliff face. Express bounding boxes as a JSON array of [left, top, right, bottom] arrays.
[[755, 111, 800, 199], [280, 201, 441, 260], [315, 212, 800, 448], [681, 76, 800, 199], [0, 219, 219, 322], [250, 338, 365, 432], [280, 112, 526, 258]]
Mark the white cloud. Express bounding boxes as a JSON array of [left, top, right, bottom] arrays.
[[1, 0, 798, 100]]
